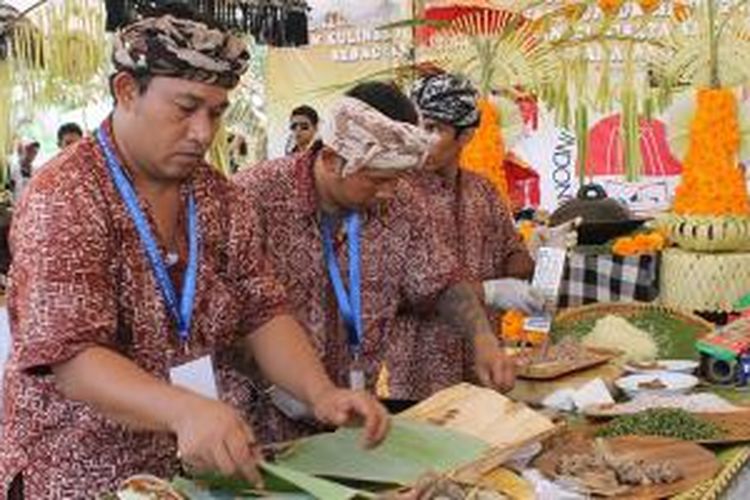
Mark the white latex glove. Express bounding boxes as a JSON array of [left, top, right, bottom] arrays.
[[528, 217, 582, 260], [482, 278, 545, 314]]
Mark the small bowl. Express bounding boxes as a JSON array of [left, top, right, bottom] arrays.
[[624, 359, 699, 375], [615, 372, 699, 398]]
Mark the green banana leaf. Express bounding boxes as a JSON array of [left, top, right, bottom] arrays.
[[170, 461, 371, 500], [276, 418, 489, 486], [259, 463, 371, 500], [172, 462, 374, 500]]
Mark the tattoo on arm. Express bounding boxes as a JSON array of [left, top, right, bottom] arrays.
[[436, 281, 494, 339]]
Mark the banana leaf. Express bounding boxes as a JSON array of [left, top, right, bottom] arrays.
[[276, 418, 489, 486], [170, 461, 370, 500], [260, 463, 371, 500]]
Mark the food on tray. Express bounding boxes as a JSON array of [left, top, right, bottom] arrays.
[[385, 474, 508, 499], [553, 308, 709, 360], [527, 336, 587, 366], [555, 439, 682, 494], [585, 393, 740, 415], [637, 378, 668, 390], [545, 336, 587, 362], [625, 359, 699, 374], [517, 336, 616, 379], [629, 360, 663, 370], [597, 408, 725, 441], [615, 372, 698, 397], [582, 315, 658, 363]]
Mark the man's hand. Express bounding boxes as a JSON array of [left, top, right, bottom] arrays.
[[170, 396, 264, 487], [472, 333, 516, 393], [482, 278, 545, 314], [311, 387, 390, 448]]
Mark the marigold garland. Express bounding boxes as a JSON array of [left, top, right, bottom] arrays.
[[500, 310, 546, 345], [518, 220, 536, 243], [460, 97, 509, 201], [673, 1, 692, 23], [637, 0, 661, 14], [597, 0, 625, 17], [612, 231, 666, 256], [672, 88, 750, 216]]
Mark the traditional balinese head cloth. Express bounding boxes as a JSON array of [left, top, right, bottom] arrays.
[[112, 14, 249, 89], [411, 73, 480, 129], [319, 96, 431, 176]]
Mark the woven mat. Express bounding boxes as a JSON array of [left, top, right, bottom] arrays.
[[660, 248, 750, 312]]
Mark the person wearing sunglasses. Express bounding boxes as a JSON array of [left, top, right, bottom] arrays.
[[287, 105, 320, 154]]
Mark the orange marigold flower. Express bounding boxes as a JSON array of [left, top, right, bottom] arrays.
[[598, 0, 624, 16], [638, 0, 661, 14], [672, 88, 750, 217]]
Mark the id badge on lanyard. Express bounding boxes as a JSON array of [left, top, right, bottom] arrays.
[[96, 127, 212, 397], [322, 212, 365, 390]]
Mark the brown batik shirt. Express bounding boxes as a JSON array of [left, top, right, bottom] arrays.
[[387, 170, 534, 400], [0, 123, 286, 498], [233, 153, 461, 438]]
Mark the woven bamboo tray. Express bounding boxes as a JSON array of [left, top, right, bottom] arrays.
[[656, 215, 750, 252], [660, 248, 750, 312], [553, 302, 714, 360], [555, 302, 714, 331]]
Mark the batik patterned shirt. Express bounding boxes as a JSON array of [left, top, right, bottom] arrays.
[[0, 123, 286, 498], [387, 170, 534, 400], [233, 153, 461, 436]]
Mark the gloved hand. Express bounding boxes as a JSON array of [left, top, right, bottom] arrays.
[[482, 278, 546, 314], [527, 217, 582, 260]]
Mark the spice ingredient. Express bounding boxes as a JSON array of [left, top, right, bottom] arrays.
[[597, 408, 725, 441]]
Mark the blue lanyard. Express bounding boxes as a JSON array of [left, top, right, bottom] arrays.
[[321, 212, 363, 354], [96, 127, 200, 345]]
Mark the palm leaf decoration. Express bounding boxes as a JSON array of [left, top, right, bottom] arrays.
[[8, 0, 109, 113], [426, 6, 559, 95], [650, 1, 750, 94]]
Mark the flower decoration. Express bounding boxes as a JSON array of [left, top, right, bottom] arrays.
[[597, 0, 625, 17], [673, 1, 692, 23], [637, 0, 662, 15], [460, 97, 509, 200], [500, 310, 546, 345], [613, 231, 667, 256], [672, 88, 750, 216]]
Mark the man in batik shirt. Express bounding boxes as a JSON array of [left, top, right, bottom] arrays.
[[386, 74, 542, 400], [234, 81, 516, 440], [0, 11, 387, 499]]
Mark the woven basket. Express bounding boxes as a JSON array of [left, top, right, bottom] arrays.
[[656, 214, 750, 252], [555, 302, 714, 331], [553, 302, 714, 359], [660, 248, 750, 313]]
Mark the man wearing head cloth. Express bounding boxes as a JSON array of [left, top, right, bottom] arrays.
[[233, 80, 518, 441], [0, 10, 388, 498], [385, 73, 574, 400]]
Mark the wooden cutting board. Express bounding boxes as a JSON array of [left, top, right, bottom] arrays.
[[533, 435, 720, 499], [509, 361, 624, 406], [401, 383, 559, 482], [695, 411, 750, 444], [517, 347, 620, 380]]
